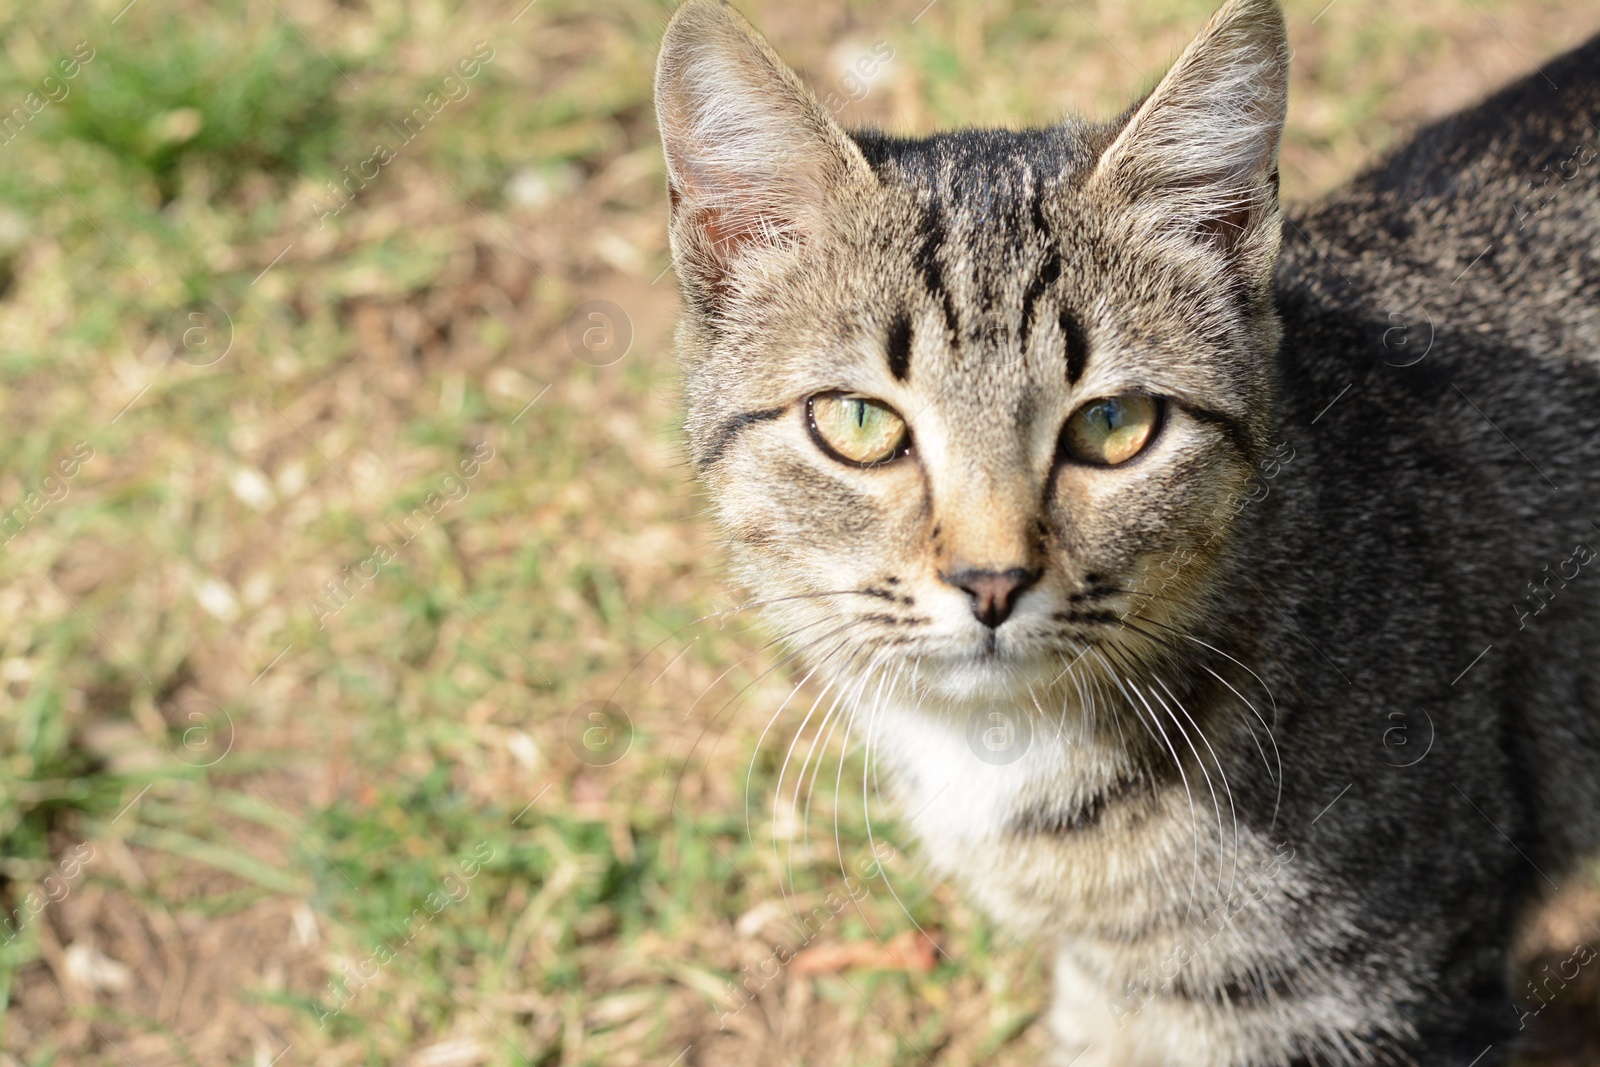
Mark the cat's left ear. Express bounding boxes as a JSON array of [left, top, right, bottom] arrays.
[[1090, 0, 1287, 280], [655, 1, 878, 313]]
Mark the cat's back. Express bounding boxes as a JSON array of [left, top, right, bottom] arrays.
[[1261, 34, 1600, 873], [1264, 33, 1600, 564], [1282, 33, 1600, 363]]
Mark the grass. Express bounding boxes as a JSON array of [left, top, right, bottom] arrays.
[[46, 16, 345, 202], [0, 0, 1597, 1064]]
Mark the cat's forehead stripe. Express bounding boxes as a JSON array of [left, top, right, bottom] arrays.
[[1018, 171, 1061, 355], [866, 141, 1093, 383], [1061, 309, 1089, 386], [912, 201, 959, 342], [886, 312, 913, 382]]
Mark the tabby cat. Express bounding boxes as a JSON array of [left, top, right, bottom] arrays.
[[655, 0, 1600, 1062]]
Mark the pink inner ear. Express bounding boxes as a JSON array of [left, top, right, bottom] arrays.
[[672, 156, 809, 300], [698, 201, 759, 265], [670, 185, 763, 302], [1196, 205, 1254, 252]]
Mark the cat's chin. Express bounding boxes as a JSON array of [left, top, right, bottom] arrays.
[[908, 648, 1065, 708]]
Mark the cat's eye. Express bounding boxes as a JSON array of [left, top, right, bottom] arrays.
[[807, 393, 910, 467], [1061, 394, 1162, 466]]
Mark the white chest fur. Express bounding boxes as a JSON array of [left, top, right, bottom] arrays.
[[869, 700, 1111, 877]]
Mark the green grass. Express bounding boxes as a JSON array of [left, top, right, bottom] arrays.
[[0, 0, 1596, 1063], [45, 13, 347, 202]]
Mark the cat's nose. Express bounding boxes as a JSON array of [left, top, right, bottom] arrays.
[[941, 567, 1040, 629]]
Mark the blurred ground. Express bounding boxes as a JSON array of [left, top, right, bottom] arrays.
[[0, 1, 1598, 1064]]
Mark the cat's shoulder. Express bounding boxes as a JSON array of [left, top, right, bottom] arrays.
[[1280, 34, 1600, 363], [1289, 33, 1600, 269]]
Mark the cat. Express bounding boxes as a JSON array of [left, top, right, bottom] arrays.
[[655, 0, 1600, 1063]]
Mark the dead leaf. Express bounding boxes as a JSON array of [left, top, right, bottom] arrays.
[[790, 929, 939, 975]]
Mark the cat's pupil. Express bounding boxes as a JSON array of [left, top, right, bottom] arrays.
[[853, 401, 867, 429], [1097, 402, 1118, 435]]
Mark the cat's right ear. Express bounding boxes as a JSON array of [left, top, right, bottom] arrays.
[[655, 1, 876, 313]]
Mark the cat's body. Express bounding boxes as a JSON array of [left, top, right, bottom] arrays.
[[656, 3, 1600, 1063], [877, 40, 1600, 1064]]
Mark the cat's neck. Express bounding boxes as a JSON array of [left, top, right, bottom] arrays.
[[870, 696, 1141, 856]]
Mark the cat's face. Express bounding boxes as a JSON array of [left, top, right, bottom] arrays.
[[658, 0, 1287, 714]]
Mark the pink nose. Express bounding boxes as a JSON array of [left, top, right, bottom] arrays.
[[940, 567, 1040, 629]]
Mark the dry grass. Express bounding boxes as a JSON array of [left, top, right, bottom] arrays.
[[0, 0, 1598, 1064]]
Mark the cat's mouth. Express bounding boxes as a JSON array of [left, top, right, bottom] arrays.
[[912, 639, 1075, 705]]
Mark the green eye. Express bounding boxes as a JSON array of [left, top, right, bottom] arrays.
[[1062, 394, 1162, 466], [807, 393, 910, 466]]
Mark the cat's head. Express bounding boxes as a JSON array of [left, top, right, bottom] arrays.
[[657, 0, 1288, 713]]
